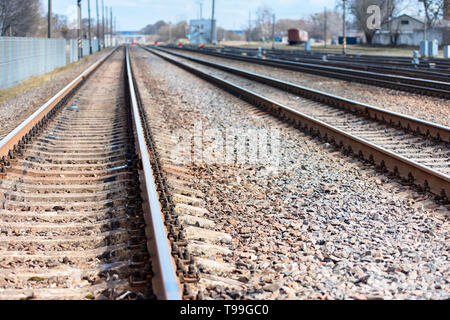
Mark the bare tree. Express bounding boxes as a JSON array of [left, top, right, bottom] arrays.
[[141, 20, 167, 35], [0, 0, 42, 36], [157, 21, 188, 41], [33, 13, 72, 38], [419, 0, 444, 26], [276, 18, 308, 36], [255, 5, 273, 41], [348, 0, 401, 44], [217, 27, 244, 42], [306, 10, 342, 40]]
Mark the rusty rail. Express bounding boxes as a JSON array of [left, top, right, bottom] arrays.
[[126, 47, 181, 300]]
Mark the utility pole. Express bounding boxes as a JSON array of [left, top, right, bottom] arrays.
[[88, 0, 92, 54], [77, 0, 82, 60], [169, 23, 172, 43], [105, 6, 108, 47], [271, 14, 275, 49], [418, 0, 428, 41], [96, 0, 100, 51], [48, 0, 51, 38], [248, 11, 251, 43], [324, 7, 327, 48], [102, 0, 105, 49], [109, 7, 112, 46], [210, 0, 215, 44], [388, 0, 392, 44], [424, 13, 428, 41], [342, 0, 347, 55]]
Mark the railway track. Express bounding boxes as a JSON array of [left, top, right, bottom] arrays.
[[162, 45, 450, 99], [0, 47, 180, 300], [143, 46, 450, 201], [127, 46, 450, 300], [200, 46, 450, 74]]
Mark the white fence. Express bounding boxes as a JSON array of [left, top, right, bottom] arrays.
[[0, 37, 66, 89], [0, 36, 115, 90], [373, 29, 444, 46]]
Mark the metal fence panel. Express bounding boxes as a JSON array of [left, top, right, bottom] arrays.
[[1, 36, 110, 90], [0, 37, 66, 89], [68, 39, 78, 64], [82, 39, 89, 57]]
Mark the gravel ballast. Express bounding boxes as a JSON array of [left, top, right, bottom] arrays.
[[131, 46, 449, 300], [163, 48, 450, 127]]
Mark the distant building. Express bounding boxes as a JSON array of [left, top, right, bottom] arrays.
[[373, 14, 449, 46], [227, 30, 244, 35], [116, 31, 147, 44], [189, 19, 217, 44], [338, 29, 364, 44]]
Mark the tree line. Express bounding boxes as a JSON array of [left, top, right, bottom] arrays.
[[0, 0, 112, 38], [1, 0, 445, 44]]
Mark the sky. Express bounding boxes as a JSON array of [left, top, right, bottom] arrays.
[[45, 0, 423, 31], [44, 0, 342, 31]]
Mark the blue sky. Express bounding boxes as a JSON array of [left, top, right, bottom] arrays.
[[44, 0, 342, 31]]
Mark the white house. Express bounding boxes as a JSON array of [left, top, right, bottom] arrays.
[[372, 14, 449, 46]]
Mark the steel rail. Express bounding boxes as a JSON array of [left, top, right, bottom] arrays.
[[173, 45, 450, 89], [125, 47, 181, 300], [152, 46, 450, 143], [260, 55, 450, 81], [0, 48, 118, 162], [217, 46, 450, 70], [163, 45, 450, 99], [144, 46, 450, 198], [197, 47, 450, 80], [0, 45, 182, 299]]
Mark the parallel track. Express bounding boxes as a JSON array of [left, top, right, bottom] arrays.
[[196, 45, 450, 74], [0, 47, 181, 300], [143, 46, 450, 200], [162, 45, 450, 99]]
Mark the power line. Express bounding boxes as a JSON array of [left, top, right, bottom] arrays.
[[96, 0, 100, 51], [48, 0, 51, 38], [102, 0, 105, 49], [324, 7, 327, 48], [210, 0, 215, 45], [77, 0, 82, 59], [88, 0, 92, 54], [342, 0, 347, 55]]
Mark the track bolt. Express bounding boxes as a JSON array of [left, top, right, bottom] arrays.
[[188, 264, 196, 275], [183, 284, 194, 297], [183, 250, 191, 261]]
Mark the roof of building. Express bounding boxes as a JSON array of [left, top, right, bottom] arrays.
[[381, 14, 448, 28]]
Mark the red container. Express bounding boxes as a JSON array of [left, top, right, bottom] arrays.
[[288, 29, 308, 45], [288, 29, 300, 44]]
